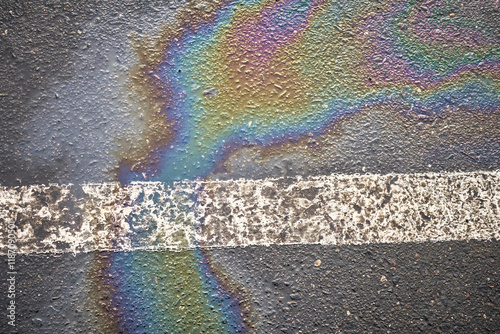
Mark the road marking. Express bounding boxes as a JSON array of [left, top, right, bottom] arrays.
[[1, 171, 499, 254]]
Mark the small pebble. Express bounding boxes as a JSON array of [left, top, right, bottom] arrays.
[[314, 260, 321, 267]]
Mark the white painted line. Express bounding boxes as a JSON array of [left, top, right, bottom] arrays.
[[1, 171, 499, 254]]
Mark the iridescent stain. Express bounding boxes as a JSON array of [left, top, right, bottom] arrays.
[[106, 0, 500, 332]]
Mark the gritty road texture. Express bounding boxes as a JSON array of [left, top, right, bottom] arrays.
[[209, 241, 499, 333], [0, 241, 498, 333], [1, 0, 499, 332]]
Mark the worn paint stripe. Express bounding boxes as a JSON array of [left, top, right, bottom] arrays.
[[1, 171, 499, 254]]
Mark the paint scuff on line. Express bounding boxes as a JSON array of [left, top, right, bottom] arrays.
[[1, 171, 499, 254]]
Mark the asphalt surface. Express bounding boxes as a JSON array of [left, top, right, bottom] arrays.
[[1, 0, 499, 333], [0, 241, 498, 333], [1, 1, 499, 187]]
